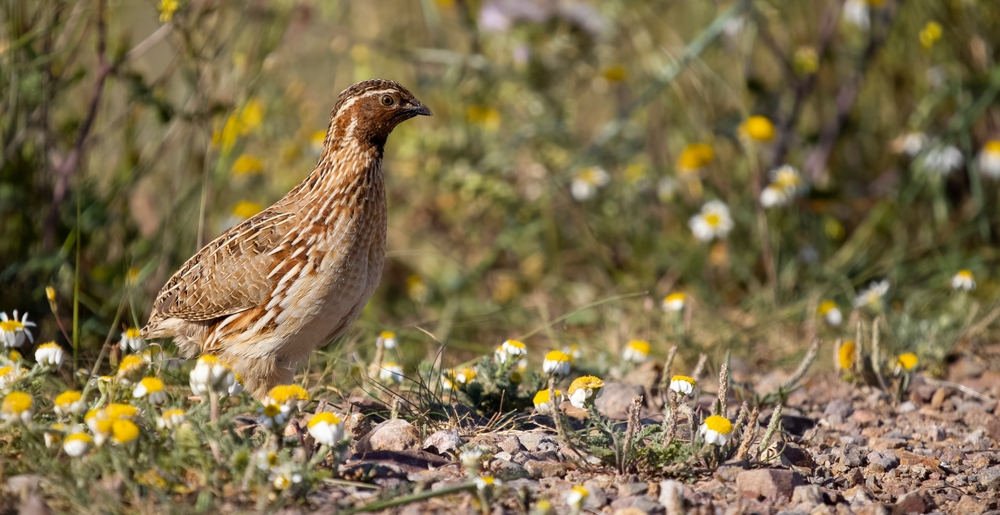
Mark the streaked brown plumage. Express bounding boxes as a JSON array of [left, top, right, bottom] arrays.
[[142, 79, 431, 399]]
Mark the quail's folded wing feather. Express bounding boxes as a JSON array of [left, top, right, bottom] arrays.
[[152, 211, 296, 322]]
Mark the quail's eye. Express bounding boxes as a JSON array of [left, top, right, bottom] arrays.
[[381, 95, 395, 107]]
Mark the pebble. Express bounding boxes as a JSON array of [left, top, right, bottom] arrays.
[[736, 469, 805, 502], [980, 466, 1000, 489]]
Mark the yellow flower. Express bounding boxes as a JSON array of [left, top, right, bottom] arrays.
[[211, 116, 241, 155], [238, 98, 265, 134], [45, 286, 56, 302], [1, 391, 33, 424], [663, 292, 686, 312], [838, 341, 856, 370], [133, 377, 168, 404], [740, 116, 776, 143], [266, 384, 311, 409], [669, 375, 696, 396], [105, 403, 139, 420], [897, 353, 918, 372], [533, 388, 564, 414], [818, 300, 843, 326], [568, 376, 604, 409], [63, 432, 93, 457], [117, 355, 148, 383], [700, 415, 734, 445], [465, 106, 501, 131], [601, 65, 626, 82], [231, 154, 264, 176], [919, 21, 942, 49], [951, 270, 975, 291], [232, 201, 263, 220], [542, 350, 571, 376], [407, 275, 429, 302], [311, 130, 327, 154], [676, 143, 714, 173], [54, 390, 84, 417], [622, 340, 651, 363], [793, 47, 819, 75], [111, 419, 140, 444], [158, 0, 179, 23]]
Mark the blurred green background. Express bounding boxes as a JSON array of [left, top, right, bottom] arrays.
[[2, 0, 999, 377]]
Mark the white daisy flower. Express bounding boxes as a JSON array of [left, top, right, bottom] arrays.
[[853, 280, 889, 309], [570, 167, 610, 201], [157, 409, 186, 430], [843, 0, 871, 30], [542, 350, 571, 376], [894, 131, 928, 157], [307, 412, 345, 446], [662, 293, 685, 312], [977, 140, 1000, 179], [668, 375, 696, 397], [63, 433, 93, 457], [689, 200, 734, 242], [379, 362, 404, 384], [621, 340, 650, 363], [699, 415, 734, 445], [0, 311, 36, 348], [120, 328, 146, 353], [920, 144, 964, 176], [377, 331, 397, 349], [34, 342, 65, 368], [532, 389, 564, 415], [132, 377, 168, 404], [951, 270, 975, 291], [817, 300, 843, 326]]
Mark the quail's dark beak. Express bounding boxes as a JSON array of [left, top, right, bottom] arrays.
[[410, 102, 432, 117]]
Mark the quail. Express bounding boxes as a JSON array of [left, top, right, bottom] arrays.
[[142, 79, 431, 399]]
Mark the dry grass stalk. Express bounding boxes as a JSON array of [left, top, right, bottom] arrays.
[[757, 403, 782, 458], [716, 363, 729, 416], [734, 405, 759, 462], [622, 395, 643, 473], [781, 338, 819, 391], [691, 353, 708, 382], [663, 390, 680, 446], [657, 345, 679, 398]]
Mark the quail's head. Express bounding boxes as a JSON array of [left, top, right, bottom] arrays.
[[331, 79, 432, 146]]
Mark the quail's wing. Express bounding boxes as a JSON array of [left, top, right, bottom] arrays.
[[151, 210, 296, 322]]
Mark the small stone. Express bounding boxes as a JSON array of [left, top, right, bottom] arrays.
[[716, 465, 743, 482], [986, 416, 1000, 444], [422, 429, 462, 455], [494, 451, 512, 461], [582, 480, 608, 509], [356, 419, 421, 452], [516, 433, 560, 454], [928, 426, 946, 442], [736, 469, 805, 502], [497, 435, 524, 455], [930, 388, 949, 410], [610, 495, 664, 514], [870, 437, 907, 450], [824, 398, 852, 424], [953, 494, 986, 514], [618, 481, 649, 497], [658, 480, 685, 515], [980, 466, 1000, 489], [897, 401, 917, 414], [852, 409, 878, 425], [866, 451, 900, 473], [489, 459, 529, 481], [345, 412, 372, 439], [523, 460, 564, 479], [965, 428, 986, 446], [792, 485, 824, 505], [595, 383, 646, 420], [838, 446, 865, 468], [894, 491, 926, 514]]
